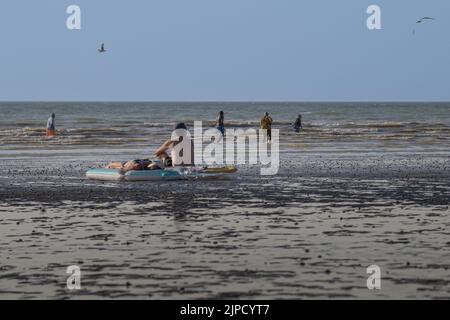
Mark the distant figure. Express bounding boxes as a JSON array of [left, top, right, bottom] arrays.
[[260, 112, 273, 143], [46, 113, 56, 137], [413, 17, 435, 35], [216, 111, 225, 136], [98, 43, 107, 53], [293, 114, 302, 133]]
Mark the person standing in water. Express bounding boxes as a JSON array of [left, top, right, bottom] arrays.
[[260, 112, 273, 143], [216, 111, 225, 136], [293, 114, 302, 133], [46, 113, 56, 137]]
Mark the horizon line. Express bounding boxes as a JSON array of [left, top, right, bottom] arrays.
[[1, 100, 450, 104]]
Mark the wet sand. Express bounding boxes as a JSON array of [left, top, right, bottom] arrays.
[[0, 155, 450, 299]]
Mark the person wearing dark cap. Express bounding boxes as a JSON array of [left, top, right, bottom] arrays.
[[154, 122, 194, 167]]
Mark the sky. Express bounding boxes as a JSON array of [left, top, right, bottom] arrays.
[[0, 0, 449, 101]]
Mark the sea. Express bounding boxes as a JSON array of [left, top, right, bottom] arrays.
[[1, 102, 449, 159]]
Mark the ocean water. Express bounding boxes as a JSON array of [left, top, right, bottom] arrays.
[[0, 102, 449, 158]]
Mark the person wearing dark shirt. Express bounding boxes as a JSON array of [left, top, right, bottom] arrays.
[[293, 114, 302, 133]]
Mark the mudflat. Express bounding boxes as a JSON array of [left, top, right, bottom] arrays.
[[1, 154, 449, 299]]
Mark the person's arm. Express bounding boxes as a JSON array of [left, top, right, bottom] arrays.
[[154, 139, 173, 157]]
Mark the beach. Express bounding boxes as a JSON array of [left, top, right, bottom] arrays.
[[1, 102, 450, 299]]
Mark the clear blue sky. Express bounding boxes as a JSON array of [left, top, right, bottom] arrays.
[[0, 0, 449, 101]]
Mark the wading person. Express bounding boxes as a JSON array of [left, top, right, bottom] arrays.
[[216, 111, 225, 136], [293, 114, 302, 133], [46, 113, 56, 137], [260, 112, 273, 143]]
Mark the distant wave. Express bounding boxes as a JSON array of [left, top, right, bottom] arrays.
[[1, 119, 449, 152]]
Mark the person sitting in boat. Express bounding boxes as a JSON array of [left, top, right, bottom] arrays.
[[46, 113, 56, 137], [154, 122, 194, 167], [293, 114, 302, 133]]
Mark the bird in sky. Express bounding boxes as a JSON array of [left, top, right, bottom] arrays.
[[98, 43, 107, 53], [413, 17, 435, 35]]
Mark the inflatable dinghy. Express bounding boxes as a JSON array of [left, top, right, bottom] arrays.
[[85, 168, 125, 181], [86, 165, 237, 182]]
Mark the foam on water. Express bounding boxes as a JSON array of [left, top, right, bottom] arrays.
[[0, 102, 449, 157]]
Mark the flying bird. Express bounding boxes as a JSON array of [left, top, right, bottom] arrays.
[[413, 17, 435, 35], [98, 43, 107, 53]]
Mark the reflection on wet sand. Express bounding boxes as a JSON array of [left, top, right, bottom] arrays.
[[0, 156, 449, 299]]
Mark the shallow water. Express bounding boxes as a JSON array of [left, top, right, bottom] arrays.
[[1, 102, 449, 158]]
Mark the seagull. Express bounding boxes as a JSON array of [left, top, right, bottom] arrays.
[[98, 43, 107, 53], [413, 17, 435, 35]]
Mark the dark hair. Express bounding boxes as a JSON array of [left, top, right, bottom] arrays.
[[51, 113, 55, 118], [219, 111, 224, 115], [265, 112, 269, 116], [174, 122, 187, 130]]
